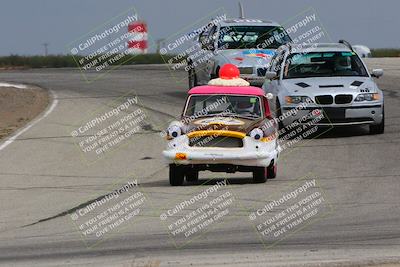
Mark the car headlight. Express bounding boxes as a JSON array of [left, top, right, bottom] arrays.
[[250, 128, 264, 140], [354, 93, 380, 102], [168, 125, 181, 138], [285, 96, 313, 104]]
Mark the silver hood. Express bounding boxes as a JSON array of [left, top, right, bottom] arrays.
[[217, 49, 276, 68], [281, 77, 378, 96]]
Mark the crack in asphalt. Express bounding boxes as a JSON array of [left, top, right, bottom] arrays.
[[21, 190, 121, 228], [20, 166, 167, 228]]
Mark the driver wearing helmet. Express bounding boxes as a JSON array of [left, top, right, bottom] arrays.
[[235, 99, 255, 115], [334, 56, 354, 75]]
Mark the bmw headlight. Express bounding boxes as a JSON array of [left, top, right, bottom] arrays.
[[250, 128, 264, 140], [354, 93, 380, 102], [285, 96, 313, 104]]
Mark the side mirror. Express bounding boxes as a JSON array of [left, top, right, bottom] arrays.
[[265, 93, 274, 100], [265, 71, 277, 80], [371, 69, 384, 78]]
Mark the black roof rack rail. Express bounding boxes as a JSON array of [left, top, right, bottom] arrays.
[[283, 42, 292, 53], [339, 39, 354, 52], [280, 42, 292, 53], [288, 42, 294, 52]]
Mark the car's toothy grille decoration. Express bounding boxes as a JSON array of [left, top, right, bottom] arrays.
[[189, 136, 243, 148]]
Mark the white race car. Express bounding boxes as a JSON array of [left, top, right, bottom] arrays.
[[188, 18, 291, 88], [262, 41, 384, 134]]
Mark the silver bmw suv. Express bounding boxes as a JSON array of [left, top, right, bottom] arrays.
[[262, 41, 385, 134]]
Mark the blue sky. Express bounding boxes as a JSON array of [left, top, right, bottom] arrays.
[[0, 0, 398, 55]]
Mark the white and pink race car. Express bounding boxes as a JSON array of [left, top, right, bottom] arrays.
[[163, 64, 280, 186]]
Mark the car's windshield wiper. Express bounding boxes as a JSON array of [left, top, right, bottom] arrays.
[[213, 112, 260, 119]]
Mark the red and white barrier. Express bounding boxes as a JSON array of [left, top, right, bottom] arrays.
[[127, 21, 148, 54]]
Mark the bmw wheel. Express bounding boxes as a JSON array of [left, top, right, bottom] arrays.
[[370, 107, 385, 135]]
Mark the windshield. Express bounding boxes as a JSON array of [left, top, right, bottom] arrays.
[[218, 26, 291, 49], [283, 51, 368, 79], [184, 95, 263, 119]]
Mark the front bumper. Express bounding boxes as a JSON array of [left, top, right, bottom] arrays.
[[281, 103, 383, 127], [163, 135, 279, 167]]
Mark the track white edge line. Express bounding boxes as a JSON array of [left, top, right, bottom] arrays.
[[0, 89, 59, 151]]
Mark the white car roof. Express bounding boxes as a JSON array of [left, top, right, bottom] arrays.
[[289, 43, 353, 53], [219, 19, 281, 27]]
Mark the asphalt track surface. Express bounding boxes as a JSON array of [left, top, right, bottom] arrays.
[[0, 59, 399, 267]]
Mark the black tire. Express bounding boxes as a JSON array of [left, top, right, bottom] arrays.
[[169, 164, 185, 186], [186, 170, 199, 182], [369, 108, 385, 135], [188, 66, 198, 89], [276, 100, 285, 130], [211, 66, 220, 79], [267, 163, 277, 179], [253, 167, 267, 183]]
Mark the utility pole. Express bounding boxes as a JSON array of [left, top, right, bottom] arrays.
[[238, 2, 245, 19], [156, 39, 165, 54], [42, 43, 49, 56]]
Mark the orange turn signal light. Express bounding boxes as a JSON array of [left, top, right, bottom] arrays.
[[373, 93, 380, 100], [175, 153, 187, 160]]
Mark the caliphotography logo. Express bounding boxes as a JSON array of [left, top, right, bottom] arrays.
[[0, 1, 398, 267]]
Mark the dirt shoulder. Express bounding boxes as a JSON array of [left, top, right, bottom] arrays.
[[0, 85, 49, 140]]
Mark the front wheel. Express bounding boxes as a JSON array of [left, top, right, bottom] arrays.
[[253, 167, 267, 183], [276, 100, 285, 130], [169, 164, 185, 186], [211, 66, 220, 79], [186, 170, 199, 182], [267, 163, 277, 179], [369, 108, 385, 135]]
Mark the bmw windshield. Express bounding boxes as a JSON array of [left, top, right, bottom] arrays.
[[218, 26, 291, 49], [283, 51, 369, 79]]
